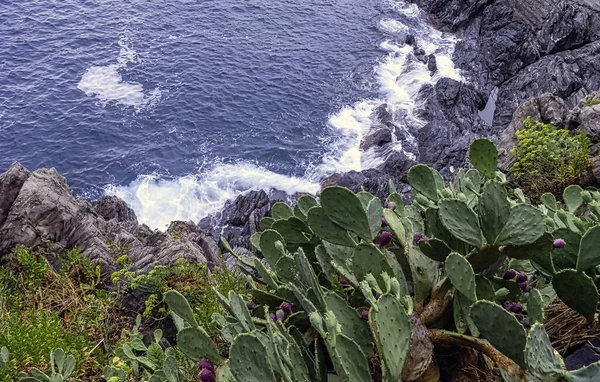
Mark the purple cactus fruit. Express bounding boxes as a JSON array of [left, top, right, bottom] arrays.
[[269, 313, 277, 322], [381, 217, 389, 227], [503, 301, 513, 311], [510, 304, 523, 313], [252, 297, 259, 305], [503, 269, 517, 280], [518, 281, 528, 291], [245, 281, 252, 290], [379, 232, 392, 247], [361, 310, 369, 319], [113, 335, 119, 342], [338, 277, 350, 287], [198, 359, 214, 372], [419, 210, 426, 218], [554, 239, 566, 248], [422, 236, 429, 243], [413, 232, 423, 246], [515, 272, 528, 284], [375, 293, 381, 300], [276, 309, 286, 322], [138, 327, 144, 333], [200, 368, 216, 382], [524, 286, 532, 293], [280, 302, 292, 316], [365, 299, 371, 308]]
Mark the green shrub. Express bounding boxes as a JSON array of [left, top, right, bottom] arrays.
[[509, 117, 590, 199], [585, 91, 600, 106]]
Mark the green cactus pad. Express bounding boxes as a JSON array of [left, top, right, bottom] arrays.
[[215, 360, 236, 382], [418, 237, 451, 261], [439, 199, 484, 248], [177, 327, 221, 364], [469, 138, 498, 179], [332, 333, 372, 382], [502, 233, 554, 261], [470, 301, 527, 368], [273, 256, 297, 285], [576, 226, 600, 272], [552, 269, 598, 323], [322, 241, 354, 263], [527, 289, 544, 325], [295, 248, 326, 310], [426, 207, 469, 254], [408, 164, 439, 201], [258, 229, 286, 267], [320, 186, 372, 242], [526, 323, 564, 381], [567, 361, 600, 381], [383, 208, 406, 247], [287, 343, 311, 382], [229, 291, 256, 332], [408, 247, 439, 304], [386, 192, 406, 215], [229, 334, 277, 382], [478, 180, 510, 244], [293, 195, 318, 222], [271, 217, 312, 244], [324, 292, 373, 356], [165, 290, 198, 328], [475, 275, 495, 301], [564, 185, 584, 213], [250, 232, 262, 252], [540, 193, 558, 211], [372, 294, 411, 381], [446, 253, 477, 302], [350, 243, 394, 289], [272, 202, 294, 220], [366, 197, 383, 240], [357, 191, 377, 209], [307, 206, 357, 247], [495, 205, 545, 246]]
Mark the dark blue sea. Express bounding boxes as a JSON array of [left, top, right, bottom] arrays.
[[0, 0, 461, 229]]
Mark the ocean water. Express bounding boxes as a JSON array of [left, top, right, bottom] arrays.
[[0, 0, 460, 230]]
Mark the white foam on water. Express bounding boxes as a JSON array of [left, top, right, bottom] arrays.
[[105, 0, 462, 230], [106, 163, 320, 230], [78, 37, 162, 110]]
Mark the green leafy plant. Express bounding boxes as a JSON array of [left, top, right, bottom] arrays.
[[509, 117, 590, 199], [16, 348, 77, 382], [585, 91, 600, 106]]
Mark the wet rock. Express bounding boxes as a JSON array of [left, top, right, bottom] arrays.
[[360, 127, 393, 151], [0, 162, 29, 227], [427, 54, 438, 75]]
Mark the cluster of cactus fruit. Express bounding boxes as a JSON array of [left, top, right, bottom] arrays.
[[162, 138, 600, 381]]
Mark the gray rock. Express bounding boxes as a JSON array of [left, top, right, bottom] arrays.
[[0, 162, 29, 227], [574, 104, 600, 143]]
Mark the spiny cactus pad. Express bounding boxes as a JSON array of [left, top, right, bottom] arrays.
[[177, 327, 221, 364], [439, 199, 484, 248], [165, 290, 199, 328], [576, 226, 600, 272], [418, 237, 451, 261], [307, 206, 357, 247], [259, 229, 286, 267], [271, 217, 312, 244], [408, 164, 439, 202], [469, 138, 498, 179], [551, 228, 581, 270], [475, 275, 495, 301], [526, 323, 564, 381], [383, 208, 406, 247], [564, 185, 584, 213], [366, 197, 383, 240], [272, 202, 294, 220], [541, 193, 558, 211], [446, 253, 477, 302], [470, 301, 527, 368], [350, 243, 394, 289], [324, 292, 373, 356], [478, 180, 510, 244], [552, 269, 598, 323], [293, 194, 318, 222], [527, 289, 544, 325], [495, 205, 545, 246], [332, 333, 372, 382], [320, 186, 372, 242], [229, 334, 277, 382], [229, 291, 256, 332], [567, 361, 600, 381], [372, 294, 411, 381]]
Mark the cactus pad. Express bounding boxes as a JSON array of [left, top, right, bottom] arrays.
[[418, 238, 451, 262], [567, 362, 600, 381], [475, 275, 495, 301], [527, 289, 544, 325], [293, 194, 318, 221], [576, 226, 600, 272], [229, 334, 277, 382], [469, 138, 498, 179], [320, 186, 372, 242], [372, 294, 411, 381], [564, 185, 584, 213], [446, 253, 477, 301], [408, 164, 439, 201], [470, 301, 527, 368], [272, 202, 294, 220], [551, 228, 580, 270], [478, 180, 510, 244], [383, 208, 406, 247], [307, 206, 357, 247], [332, 333, 372, 382], [177, 327, 221, 364], [495, 205, 545, 246], [439, 199, 484, 248], [324, 292, 373, 356], [552, 269, 598, 323], [258, 229, 286, 267], [350, 243, 394, 289], [272, 217, 312, 244], [165, 290, 198, 328], [366, 197, 383, 240], [540, 193, 558, 211], [526, 323, 564, 381]]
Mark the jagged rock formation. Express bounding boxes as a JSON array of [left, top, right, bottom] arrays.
[[0, 163, 220, 273]]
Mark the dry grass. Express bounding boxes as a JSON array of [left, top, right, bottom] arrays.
[[545, 299, 600, 354]]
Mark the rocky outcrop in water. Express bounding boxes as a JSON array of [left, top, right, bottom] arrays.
[[0, 163, 219, 273]]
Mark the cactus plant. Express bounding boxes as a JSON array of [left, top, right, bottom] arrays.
[[469, 138, 498, 179]]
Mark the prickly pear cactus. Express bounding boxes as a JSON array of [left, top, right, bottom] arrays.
[[469, 138, 498, 179]]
